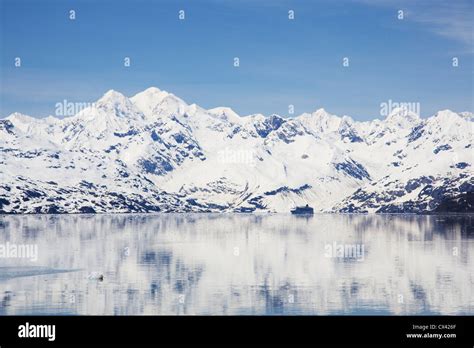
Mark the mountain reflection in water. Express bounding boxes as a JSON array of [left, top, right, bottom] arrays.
[[0, 214, 472, 315]]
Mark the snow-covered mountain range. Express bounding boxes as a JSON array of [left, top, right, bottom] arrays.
[[1, 87, 472, 214]]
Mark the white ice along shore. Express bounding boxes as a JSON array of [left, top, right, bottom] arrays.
[[0, 87, 472, 214]]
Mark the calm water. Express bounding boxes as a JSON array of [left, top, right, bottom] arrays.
[[0, 214, 472, 315]]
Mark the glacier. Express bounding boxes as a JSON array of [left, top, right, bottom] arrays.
[[0, 87, 472, 214]]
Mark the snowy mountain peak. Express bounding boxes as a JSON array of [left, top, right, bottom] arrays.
[[4, 113, 38, 133], [338, 115, 364, 142], [131, 86, 170, 102], [428, 110, 469, 135], [385, 107, 421, 129], [208, 107, 242, 123], [43, 115, 60, 124], [130, 87, 172, 118], [97, 89, 128, 104], [141, 86, 164, 94], [340, 115, 355, 124], [6, 112, 35, 123], [130, 87, 189, 120], [91, 89, 145, 121], [312, 108, 333, 118], [434, 109, 463, 120], [302, 108, 342, 133]]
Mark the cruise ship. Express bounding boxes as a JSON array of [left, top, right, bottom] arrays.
[[290, 204, 314, 215]]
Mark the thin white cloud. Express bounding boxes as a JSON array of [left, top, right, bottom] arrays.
[[354, 0, 473, 51]]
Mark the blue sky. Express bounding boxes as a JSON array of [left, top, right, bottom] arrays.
[[0, 0, 472, 120]]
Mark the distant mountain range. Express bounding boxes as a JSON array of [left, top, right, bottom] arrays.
[[1, 87, 472, 214]]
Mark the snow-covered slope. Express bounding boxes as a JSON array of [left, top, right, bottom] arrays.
[[1, 87, 472, 213]]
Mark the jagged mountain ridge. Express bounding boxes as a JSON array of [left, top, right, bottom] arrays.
[[0, 87, 472, 213]]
